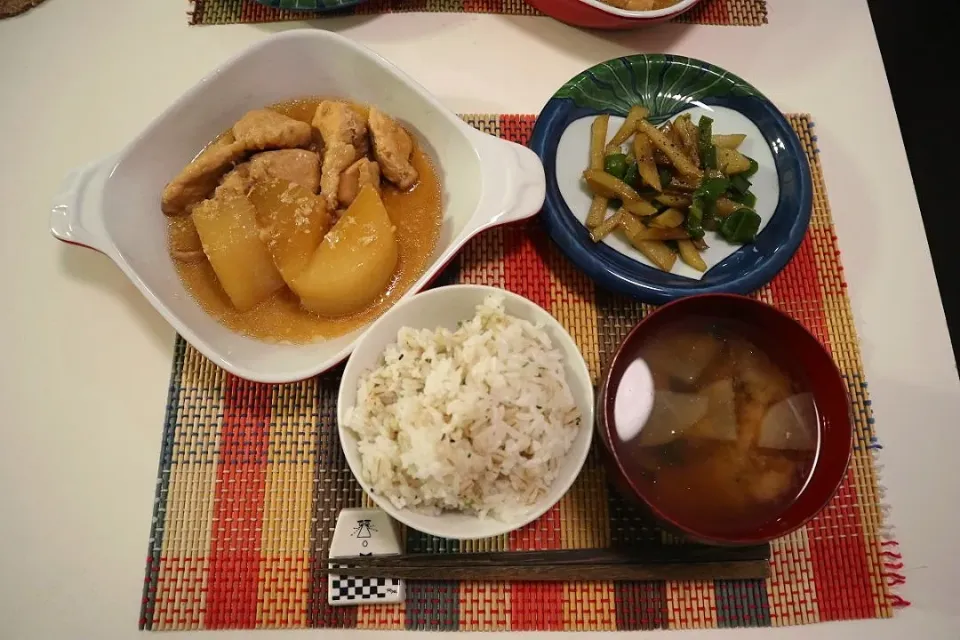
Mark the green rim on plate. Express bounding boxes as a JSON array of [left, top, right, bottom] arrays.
[[555, 54, 763, 123]]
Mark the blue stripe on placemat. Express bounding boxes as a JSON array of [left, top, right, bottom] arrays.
[[715, 579, 771, 627], [309, 370, 363, 628], [138, 337, 187, 630], [405, 531, 461, 630]]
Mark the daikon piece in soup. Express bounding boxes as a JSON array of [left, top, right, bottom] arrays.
[[615, 317, 820, 537]]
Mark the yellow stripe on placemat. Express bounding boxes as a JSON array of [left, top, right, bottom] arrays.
[[458, 535, 511, 630], [154, 347, 225, 630], [666, 581, 718, 629], [461, 226, 507, 287], [258, 382, 318, 627], [356, 602, 406, 629], [767, 529, 821, 626], [563, 581, 617, 631], [546, 245, 602, 385], [559, 451, 615, 631], [559, 452, 611, 550]]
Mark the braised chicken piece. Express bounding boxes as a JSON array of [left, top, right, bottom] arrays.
[[162, 109, 313, 215], [368, 107, 418, 190], [215, 163, 252, 198], [232, 109, 313, 152], [248, 149, 321, 194], [168, 216, 205, 262], [338, 157, 381, 207], [312, 101, 368, 210], [161, 135, 247, 215]]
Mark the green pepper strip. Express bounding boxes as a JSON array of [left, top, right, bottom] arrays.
[[623, 161, 640, 188], [687, 175, 730, 237], [604, 153, 629, 180], [720, 208, 762, 244], [687, 199, 705, 240], [698, 116, 717, 171], [658, 166, 673, 189], [729, 174, 751, 195]]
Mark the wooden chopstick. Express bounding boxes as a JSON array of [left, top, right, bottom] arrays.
[[323, 544, 771, 581], [328, 544, 770, 569], [322, 560, 770, 582]]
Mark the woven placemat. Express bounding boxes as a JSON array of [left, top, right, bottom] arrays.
[[0, 0, 46, 18], [140, 113, 905, 631], [189, 0, 768, 27]]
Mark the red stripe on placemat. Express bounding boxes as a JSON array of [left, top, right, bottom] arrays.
[[206, 376, 272, 628], [498, 113, 553, 313], [806, 466, 875, 621], [499, 114, 536, 146], [509, 505, 564, 630], [502, 225, 552, 308], [765, 233, 830, 348]]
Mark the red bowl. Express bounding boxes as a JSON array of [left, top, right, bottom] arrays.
[[596, 294, 853, 545], [525, 0, 703, 30]]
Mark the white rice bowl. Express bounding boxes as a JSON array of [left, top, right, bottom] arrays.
[[343, 294, 584, 522]]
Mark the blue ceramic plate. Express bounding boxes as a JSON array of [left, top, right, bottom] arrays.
[[254, 0, 368, 11], [530, 55, 813, 304]]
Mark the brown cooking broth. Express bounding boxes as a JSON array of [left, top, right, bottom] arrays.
[[167, 97, 442, 343], [616, 317, 819, 536]]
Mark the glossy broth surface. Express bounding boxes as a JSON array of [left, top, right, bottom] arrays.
[[615, 317, 820, 536], [168, 97, 443, 343]]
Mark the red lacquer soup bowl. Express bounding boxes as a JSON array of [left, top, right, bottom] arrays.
[[596, 294, 853, 545], [525, 0, 703, 30]]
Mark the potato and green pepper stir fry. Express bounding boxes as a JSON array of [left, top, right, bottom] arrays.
[[582, 106, 762, 273]]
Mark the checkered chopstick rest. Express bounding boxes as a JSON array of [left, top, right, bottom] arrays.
[[327, 508, 405, 606]]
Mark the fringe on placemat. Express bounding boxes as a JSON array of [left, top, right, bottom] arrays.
[[803, 118, 908, 611], [875, 461, 911, 608]]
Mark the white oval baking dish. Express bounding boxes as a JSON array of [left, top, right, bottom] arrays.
[[50, 30, 545, 383]]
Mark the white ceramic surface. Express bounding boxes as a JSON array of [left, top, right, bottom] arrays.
[[555, 106, 779, 280], [48, 30, 545, 384], [577, 0, 700, 19], [337, 285, 595, 540]]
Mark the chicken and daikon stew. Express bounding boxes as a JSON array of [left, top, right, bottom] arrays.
[[162, 99, 442, 343], [616, 316, 819, 536], [583, 106, 762, 274]]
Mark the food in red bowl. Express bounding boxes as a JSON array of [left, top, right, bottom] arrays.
[[525, 0, 702, 29], [596, 294, 853, 545]]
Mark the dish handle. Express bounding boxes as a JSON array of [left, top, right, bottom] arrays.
[[50, 156, 117, 255], [469, 128, 546, 229]]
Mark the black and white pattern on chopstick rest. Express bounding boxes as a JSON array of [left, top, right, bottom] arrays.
[[329, 575, 400, 603], [327, 508, 405, 606]]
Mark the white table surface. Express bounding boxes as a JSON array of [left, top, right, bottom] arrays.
[[1, 0, 958, 638]]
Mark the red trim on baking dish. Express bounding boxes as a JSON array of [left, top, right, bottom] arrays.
[[53, 235, 108, 257]]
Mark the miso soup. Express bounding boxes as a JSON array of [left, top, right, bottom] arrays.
[[615, 317, 820, 536]]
